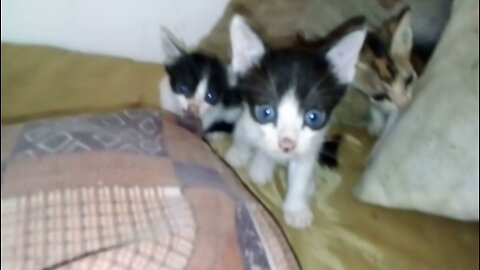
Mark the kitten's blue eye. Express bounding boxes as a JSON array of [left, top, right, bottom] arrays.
[[254, 105, 277, 124], [304, 109, 326, 129], [204, 91, 219, 104], [174, 84, 189, 95]]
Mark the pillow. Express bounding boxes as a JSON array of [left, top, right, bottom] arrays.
[[0, 109, 300, 270], [353, 0, 479, 221]]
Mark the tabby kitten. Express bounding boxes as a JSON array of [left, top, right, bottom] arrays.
[[354, 8, 417, 137], [297, 8, 417, 137], [225, 15, 366, 228]]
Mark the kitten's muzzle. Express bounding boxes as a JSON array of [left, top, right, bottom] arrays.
[[278, 138, 296, 153], [395, 98, 411, 111], [186, 103, 200, 115]]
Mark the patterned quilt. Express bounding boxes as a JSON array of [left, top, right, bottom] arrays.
[[1, 109, 299, 270]]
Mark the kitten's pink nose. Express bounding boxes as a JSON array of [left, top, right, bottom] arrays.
[[187, 103, 200, 115], [279, 138, 296, 153]]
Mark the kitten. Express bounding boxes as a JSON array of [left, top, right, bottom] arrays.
[[297, 8, 417, 138], [158, 28, 242, 135], [354, 8, 417, 137], [225, 15, 366, 228]]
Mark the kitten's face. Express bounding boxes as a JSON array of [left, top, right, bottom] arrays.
[[356, 8, 417, 112], [230, 16, 366, 158], [161, 30, 229, 118], [165, 53, 228, 117]]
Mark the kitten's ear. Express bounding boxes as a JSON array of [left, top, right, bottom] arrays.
[[326, 27, 367, 84], [229, 15, 266, 75], [160, 27, 186, 65], [390, 8, 413, 57]]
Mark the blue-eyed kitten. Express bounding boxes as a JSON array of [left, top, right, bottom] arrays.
[[159, 28, 242, 135], [225, 15, 366, 228]]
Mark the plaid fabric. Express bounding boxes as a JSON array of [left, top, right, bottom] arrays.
[[1, 109, 299, 270]]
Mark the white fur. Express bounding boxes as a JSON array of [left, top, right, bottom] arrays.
[[225, 93, 326, 229], [283, 153, 318, 228], [230, 15, 266, 75], [369, 109, 399, 159], [159, 76, 182, 114], [158, 75, 241, 132], [326, 29, 367, 84], [368, 106, 389, 136], [248, 150, 276, 185]]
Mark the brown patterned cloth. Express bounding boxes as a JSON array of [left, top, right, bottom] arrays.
[[1, 109, 300, 270]]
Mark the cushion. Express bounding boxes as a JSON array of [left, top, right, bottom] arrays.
[[353, 0, 479, 221], [0, 109, 299, 270]]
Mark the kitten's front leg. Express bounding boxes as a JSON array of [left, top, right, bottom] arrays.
[[225, 119, 252, 167], [283, 155, 316, 229], [247, 150, 276, 185], [369, 110, 399, 160], [368, 106, 386, 137]]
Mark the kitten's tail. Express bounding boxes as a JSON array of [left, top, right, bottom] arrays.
[[318, 134, 343, 168]]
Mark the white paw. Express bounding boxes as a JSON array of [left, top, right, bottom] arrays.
[[367, 122, 383, 137], [225, 146, 250, 168], [306, 179, 316, 197], [283, 203, 313, 229], [247, 161, 273, 185]]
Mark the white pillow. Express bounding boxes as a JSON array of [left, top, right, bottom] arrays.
[[353, 0, 479, 221]]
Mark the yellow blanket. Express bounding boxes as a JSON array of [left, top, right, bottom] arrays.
[[1, 43, 164, 124]]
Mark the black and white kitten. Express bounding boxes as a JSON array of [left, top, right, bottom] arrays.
[[159, 28, 242, 135], [225, 15, 366, 228]]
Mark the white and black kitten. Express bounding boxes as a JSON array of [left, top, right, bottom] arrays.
[[159, 28, 242, 135], [225, 15, 366, 228]]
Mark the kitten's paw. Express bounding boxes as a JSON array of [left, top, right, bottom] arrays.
[[283, 203, 313, 229], [225, 146, 250, 168], [367, 122, 383, 137], [247, 161, 273, 185]]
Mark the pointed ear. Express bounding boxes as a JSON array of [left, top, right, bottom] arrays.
[[389, 8, 413, 57], [326, 28, 367, 84], [229, 15, 266, 75], [160, 27, 186, 65]]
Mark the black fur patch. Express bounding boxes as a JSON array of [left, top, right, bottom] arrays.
[[205, 121, 235, 134], [165, 52, 243, 107], [318, 135, 342, 168], [236, 48, 347, 125]]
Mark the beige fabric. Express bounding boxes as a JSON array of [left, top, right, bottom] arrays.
[[1, 44, 163, 124]]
